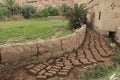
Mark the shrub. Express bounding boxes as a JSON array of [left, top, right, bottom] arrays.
[[47, 6, 59, 16], [59, 3, 70, 16], [0, 7, 11, 17], [114, 47, 120, 64], [35, 10, 41, 17], [65, 3, 88, 29], [39, 6, 59, 17], [40, 8, 49, 17], [21, 5, 37, 18]]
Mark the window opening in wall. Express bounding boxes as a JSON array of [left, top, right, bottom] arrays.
[[99, 11, 101, 20]]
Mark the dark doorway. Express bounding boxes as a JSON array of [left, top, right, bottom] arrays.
[[109, 31, 116, 42]]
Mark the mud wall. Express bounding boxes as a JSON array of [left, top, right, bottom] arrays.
[[0, 25, 86, 63]]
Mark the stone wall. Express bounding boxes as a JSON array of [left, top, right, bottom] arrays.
[[0, 25, 86, 63]]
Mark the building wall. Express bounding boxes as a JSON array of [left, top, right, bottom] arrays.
[[88, 0, 120, 35]]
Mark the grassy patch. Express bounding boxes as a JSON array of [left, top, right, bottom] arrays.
[[114, 47, 120, 64], [80, 64, 116, 80], [0, 18, 72, 45]]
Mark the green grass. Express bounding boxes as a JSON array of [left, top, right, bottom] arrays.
[[0, 18, 72, 45], [80, 64, 116, 80]]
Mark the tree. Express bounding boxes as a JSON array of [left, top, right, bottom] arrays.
[[65, 3, 88, 29]]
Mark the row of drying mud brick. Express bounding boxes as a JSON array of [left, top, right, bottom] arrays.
[[25, 32, 115, 80]]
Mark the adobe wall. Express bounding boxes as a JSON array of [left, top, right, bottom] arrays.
[[88, 0, 120, 35], [0, 25, 86, 63]]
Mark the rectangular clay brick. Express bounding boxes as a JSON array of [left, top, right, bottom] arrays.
[[45, 66, 52, 70], [26, 64, 35, 69], [79, 59, 91, 65], [44, 72, 54, 78], [38, 70, 46, 75], [60, 69, 70, 73], [50, 68, 59, 72], [88, 58, 97, 63], [48, 71, 57, 75], [33, 67, 41, 72], [53, 66, 62, 70], [28, 69, 38, 76], [36, 75, 47, 80], [58, 72, 68, 77], [48, 59, 55, 64]]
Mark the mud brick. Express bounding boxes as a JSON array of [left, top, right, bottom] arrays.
[[63, 66, 73, 70], [48, 59, 55, 64], [37, 64, 46, 69], [53, 66, 62, 69], [63, 54, 69, 57], [58, 72, 68, 77], [79, 59, 91, 65], [60, 69, 70, 73], [64, 62, 72, 66], [33, 67, 41, 72], [50, 68, 59, 72], [36, 75, 47, 80], [25, 64, 35, 69], [45, 66, 52, 70], [28, 69, 38, 76], [56, 58, 62, 62], [72, 60, 82, 67], [38, 70, 46, 75], [48, 70, 57, 75], [88, 58, 97, 63], [44, 72, 54, 78], [43, 62, 49, 66], [56, 64, 64, 67], [70, 53, 76, 57]]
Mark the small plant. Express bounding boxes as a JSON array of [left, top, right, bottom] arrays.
[[65, 3, 88, 29], [114, 47, 120, 64], [21, 5, 37, 18]]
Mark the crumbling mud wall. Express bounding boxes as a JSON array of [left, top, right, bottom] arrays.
[[0, 25, 86, 63]]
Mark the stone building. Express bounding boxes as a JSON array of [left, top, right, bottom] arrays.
[[87, 0, 120, 43]]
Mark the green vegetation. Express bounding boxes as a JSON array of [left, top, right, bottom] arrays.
[[114, 47, 120, 64], [0, 18, 72, 45], [21, 5, 37, 18], [80, 64, 116, 80], [65, 4, 88, 29]]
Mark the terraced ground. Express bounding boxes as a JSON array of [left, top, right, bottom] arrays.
[[12, 31, 116, 80]]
